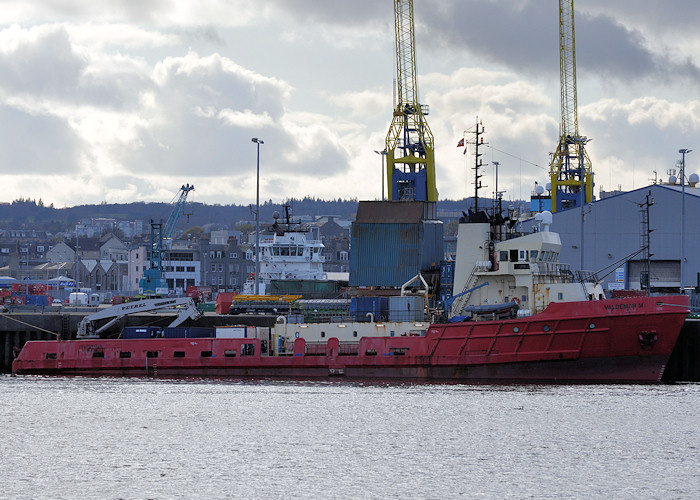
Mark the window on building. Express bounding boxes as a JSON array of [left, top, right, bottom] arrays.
[[211, 264, 216, 272], [218, 264, 223, 272], [216, 251, 222, 259], [187, 266, 195, 272], [230, 252, 238, 259]]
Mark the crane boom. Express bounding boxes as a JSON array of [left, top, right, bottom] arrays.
[[384, 0, 437, 202], [77, 297, 201, 338], [140, 184, 195, 297], [549, 0, 593, 212], [164, 184, 195, 245]]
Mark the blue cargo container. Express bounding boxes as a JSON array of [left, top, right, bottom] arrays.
[[25, 295, 49, 306], [388, 296, 425, 322], [122, 326, 163, 339], [122, 326, 215, 339], [162, 327, 215, 338], [349, 296, 389, 321]]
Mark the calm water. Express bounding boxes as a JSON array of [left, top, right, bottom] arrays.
[[1, 376, 699, 499]]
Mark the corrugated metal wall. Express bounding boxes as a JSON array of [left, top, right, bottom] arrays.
[[349, 221, 443, 287]]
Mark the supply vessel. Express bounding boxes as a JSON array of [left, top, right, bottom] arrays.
[[12, 212, 690, 383]]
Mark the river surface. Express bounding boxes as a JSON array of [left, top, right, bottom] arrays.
[[1, 376, 699, 499]]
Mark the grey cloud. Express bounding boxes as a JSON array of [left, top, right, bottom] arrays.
[[175, 26, 226, 46], [266, 0, 389, 25], [120, 52, 349, 181], [0, 27, 86, 97], [418, 0, 700, 85], [0, 105, 82, 173], [0, 26, 150, 110], [281, 0, 700, 87]]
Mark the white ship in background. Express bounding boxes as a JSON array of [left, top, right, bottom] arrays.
[[243, 208, 326, 295]]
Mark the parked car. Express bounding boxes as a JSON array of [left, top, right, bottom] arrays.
[[52, 299, 63, 307]]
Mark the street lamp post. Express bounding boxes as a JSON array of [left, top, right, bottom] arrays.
[[24, 247, 29, 303], [252, 138, 264, 295], [374, 150, 388, 200], [75, 226, 80, 292], [679, 148, 692, 293]]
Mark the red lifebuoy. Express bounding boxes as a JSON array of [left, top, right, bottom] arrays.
[[513, 297, 520, 305]]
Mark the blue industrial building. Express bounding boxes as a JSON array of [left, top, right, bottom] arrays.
[[521, 183, 700, 293]]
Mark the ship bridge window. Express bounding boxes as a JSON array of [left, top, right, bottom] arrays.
[[518, 250, 527, 262], [500, 251, 508, 262], [509, 249, 518, 262], [530, 250, 538, 261]]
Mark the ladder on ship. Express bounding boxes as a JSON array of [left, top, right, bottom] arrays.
[[450, 264, 480, 316]]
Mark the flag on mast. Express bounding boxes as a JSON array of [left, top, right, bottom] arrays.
[[456, 138, 465, 147]]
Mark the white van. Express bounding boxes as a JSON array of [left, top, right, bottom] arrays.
[[69, 292, 88, 306]]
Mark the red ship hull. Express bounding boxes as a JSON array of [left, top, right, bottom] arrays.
[[12, 295, 690, 383]]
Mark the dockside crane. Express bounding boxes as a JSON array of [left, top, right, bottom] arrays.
[[385, 0, 437, 202], [139, 184, 195, 297], [549, 0, 593, 212]]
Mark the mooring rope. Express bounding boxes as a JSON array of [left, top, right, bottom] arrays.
[[1, 314, 60, 338]]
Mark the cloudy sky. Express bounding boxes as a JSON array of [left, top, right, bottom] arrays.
[[1, 0, 699, 207]]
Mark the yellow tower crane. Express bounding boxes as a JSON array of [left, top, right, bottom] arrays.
[[549, 0, 593, 212], [384, 0, 438, 202]]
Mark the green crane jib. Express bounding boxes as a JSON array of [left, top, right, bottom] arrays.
[[549, 0, 593, 212], [140, 184, 195, 296], [384, 0, 438, 202]]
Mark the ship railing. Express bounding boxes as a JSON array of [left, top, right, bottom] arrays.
[[531, 262, 572, 278], [573, 270, 599, 283]]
